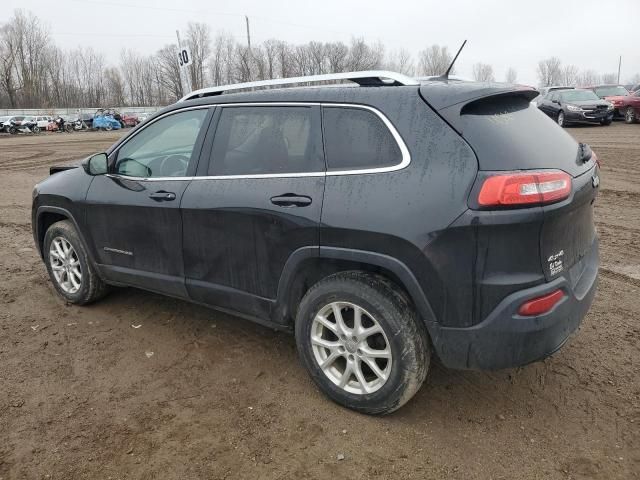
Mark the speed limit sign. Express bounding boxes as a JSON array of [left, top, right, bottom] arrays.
[[177, 47, 192, 68]]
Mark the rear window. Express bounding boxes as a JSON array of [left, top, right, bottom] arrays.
[[322, 107, 402, 172], [451, 95, 585, 177]]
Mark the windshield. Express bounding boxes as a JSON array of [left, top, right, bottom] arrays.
[[560, 90, 600, 102], [594, 86, 628, 97]]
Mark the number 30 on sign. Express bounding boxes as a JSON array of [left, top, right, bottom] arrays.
[[178, 47, 192, 68]]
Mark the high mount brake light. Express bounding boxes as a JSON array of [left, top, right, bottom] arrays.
[[478, 170, 571, 207]]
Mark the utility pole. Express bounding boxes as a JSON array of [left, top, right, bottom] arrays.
[[176, 29, 191, 95], [617, 55, 622, 84], [245, 15, 251, 50]]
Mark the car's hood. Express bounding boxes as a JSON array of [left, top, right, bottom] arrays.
[[570, 99, 611, 107], [603, 95, 628, 102]]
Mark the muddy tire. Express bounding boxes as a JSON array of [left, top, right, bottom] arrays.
[[557, 111, 565, 127], [43, 220, 109, 305], [295, 271, 430, 415]]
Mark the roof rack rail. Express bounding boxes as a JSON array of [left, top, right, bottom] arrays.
[[178, 70, 419, 102]]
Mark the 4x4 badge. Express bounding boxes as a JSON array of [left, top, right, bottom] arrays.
[[592, 174, 600, 188]]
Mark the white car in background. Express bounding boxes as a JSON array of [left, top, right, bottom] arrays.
[[35, 115, 54, 128]]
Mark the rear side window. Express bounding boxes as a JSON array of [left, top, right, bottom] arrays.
[[209, 106, 323, 176], [322, 107, 402, 172]]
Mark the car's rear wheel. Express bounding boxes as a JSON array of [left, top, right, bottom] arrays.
[[625, 107, 637, 124], [557, 111, 565, 127], [295, 272, 430, 414], [44, 220, 109, 305]]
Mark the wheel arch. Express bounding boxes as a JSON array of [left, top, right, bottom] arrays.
[[274, 246, 438, 330], [35, 207, 95, 265]]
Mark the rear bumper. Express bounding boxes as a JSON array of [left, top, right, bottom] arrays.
[[430, 238, 598, 370]]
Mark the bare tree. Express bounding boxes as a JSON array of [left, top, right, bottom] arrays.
[[472, 63, 495, 82], [537, 57, 562, 87], [576, 70, 600, 87], [325, 41, 349, 73], [156, 44, 183, 101], [0, 23, 18, 107], [384, 48, 414, 75], [601, 72, 617, 84], [505, 67, 517, 83], [417, 45, 452, 76], [262, 39, 279, 79], [347, 38, 383, 71], [186, 22, 211, 90], [560, 65, 579, 86]]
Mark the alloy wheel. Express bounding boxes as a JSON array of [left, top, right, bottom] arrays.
[[49, 236, 82, 294], [626, 107, 635, 123], [310, 302, 392, 395]]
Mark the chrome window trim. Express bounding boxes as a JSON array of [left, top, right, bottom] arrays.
[[109, 102, 410, 182]]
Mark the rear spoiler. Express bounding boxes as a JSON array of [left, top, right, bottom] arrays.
[[420, 82, 540, 134], [420, 82, 539, 112]]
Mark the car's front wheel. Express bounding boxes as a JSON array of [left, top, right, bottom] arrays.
[[295, 272, 430, 414], [44, 220, 109, 304], [557, 111, 565, 127], [625, 106, 637, 124]]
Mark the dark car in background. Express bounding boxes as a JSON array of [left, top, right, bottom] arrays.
[[537, 88, 613, 127], [77, 113, 94, 128], [31, 71, 600, 414]]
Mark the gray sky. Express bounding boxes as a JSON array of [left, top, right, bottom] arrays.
[[3, 0, 640, 86]]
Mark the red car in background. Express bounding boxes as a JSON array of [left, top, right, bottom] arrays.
[[121, 112, 140, 127], [607, 90, 640, 123], [586, 85, 630, 120]]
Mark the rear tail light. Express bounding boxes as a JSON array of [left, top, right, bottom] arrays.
[[518, 289, 565, 316], [592, 151, 600, 168], [478, 170, 571, 207]]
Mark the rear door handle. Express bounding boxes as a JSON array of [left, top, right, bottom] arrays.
[[149, 191, 176, 201], [270, 194, 312, 207]]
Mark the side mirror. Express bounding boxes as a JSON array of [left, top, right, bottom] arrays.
[[83, 153, 108, 175]]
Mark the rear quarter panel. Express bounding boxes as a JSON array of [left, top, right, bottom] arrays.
[[320, 89, 478, 326]]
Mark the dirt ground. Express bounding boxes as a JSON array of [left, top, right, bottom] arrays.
[[0, 125, 638, 480]]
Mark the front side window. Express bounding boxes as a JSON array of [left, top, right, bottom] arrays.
[[322, 107, 402, 171], [209, 106, 323, 176], [115, 108, 208, 178]]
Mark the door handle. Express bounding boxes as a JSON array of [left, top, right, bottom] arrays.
[[149, 191, 176, 201], [270, 194, 312, 207]]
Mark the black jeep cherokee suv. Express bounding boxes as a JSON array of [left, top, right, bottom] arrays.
[[32, 71, 599, 414]]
